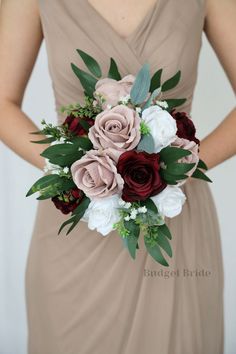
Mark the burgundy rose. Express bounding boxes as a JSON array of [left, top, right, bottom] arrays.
[[51, 187, 84, 214], [63, 113, 94, 136], [117, 151, 167, 202], [171, 110, 200, 145]]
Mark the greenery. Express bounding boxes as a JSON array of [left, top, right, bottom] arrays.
[[130, 63, 151, 105], [60, 96, 102, 118], [140, 121, 151, 135], [137, 134, 155, 153], [58, 196, 90, 235]]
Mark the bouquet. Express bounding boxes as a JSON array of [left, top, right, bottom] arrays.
[[26, 49, 211, 266]]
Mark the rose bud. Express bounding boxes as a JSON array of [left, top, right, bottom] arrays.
[[117, 151, 167, 202], [170, 109, 200, 145], [63, 113, 94, 136], [51, 187, 84, 214]]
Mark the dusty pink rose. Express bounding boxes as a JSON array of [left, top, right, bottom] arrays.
[[88, 105, 141, 152], [71, 149, 124, 199], [94, 75, 135, 108], [172, 137, 199, 183]]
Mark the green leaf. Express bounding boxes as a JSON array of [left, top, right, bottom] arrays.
[[59, 197, 90, 235], [166, 162, 196, 176], [160, 146, 192, 164], [58, 215, 77, 235], [30, 137, 56, 144], [191, 168, 212, 183], [29, 130, 44, 135], [36, 179, 76, 200], [71, 63, 97, 98], [76, 49, 102, 78], [137, 134, 155, 153], [108, 58, 122, 80], [46, 153, 84, 167], [197, 159, 208, 171], [41, 143, 76, 157], [144, 235, 169, 266], [78, 119, 91, 132], [141, 198, 158, 214], [160, 170, 178, 185], [40, 143, 84, 167], [142, 87, 161, 110], [26, 174, 62, 197], [162, 70, 181, 92], [59, 178, 77, 191], [72, 196, 90, 216], [124, 220, 140, 259], [165, 98, 186, 111], [150, 69, 162, 93], [130, 63, 151, 105], [158, 224, 172, 240], [37, 193, 57, 200], [71, 136, 93, 151], [157, 229, 172, 257]]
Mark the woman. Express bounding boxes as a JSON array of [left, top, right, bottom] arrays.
[[0, 0, 235, 353]]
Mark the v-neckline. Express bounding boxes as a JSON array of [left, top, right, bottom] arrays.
[[85, 0, 161, 43]]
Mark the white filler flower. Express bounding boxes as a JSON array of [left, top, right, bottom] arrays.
[[142, 105, 177, 152], [151, 186, 186, 218], [83, 195, 120, 236]]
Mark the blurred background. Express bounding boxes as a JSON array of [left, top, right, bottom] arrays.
[[0, 33, 235, 354]]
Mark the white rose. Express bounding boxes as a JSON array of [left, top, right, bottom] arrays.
[[82, 195, 120, 236], [142, 105, 177, 152], [151, 186, 186, 218]]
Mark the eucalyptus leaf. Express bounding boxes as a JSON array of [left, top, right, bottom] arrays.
[[130, 63, 151, 105], [108, 58, 122, 80], [76, 49, 102, 78], [71, 63, 97, 97], [162, 70, 181, 92], [137, 134, 155, 153], [142, 87, 162, 110], [150, 69, 162, 93]]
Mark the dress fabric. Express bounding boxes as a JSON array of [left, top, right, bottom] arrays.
[[25, 0, 224, 353]]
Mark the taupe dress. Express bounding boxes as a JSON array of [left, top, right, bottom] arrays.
[[25, 1, 224, 353]]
